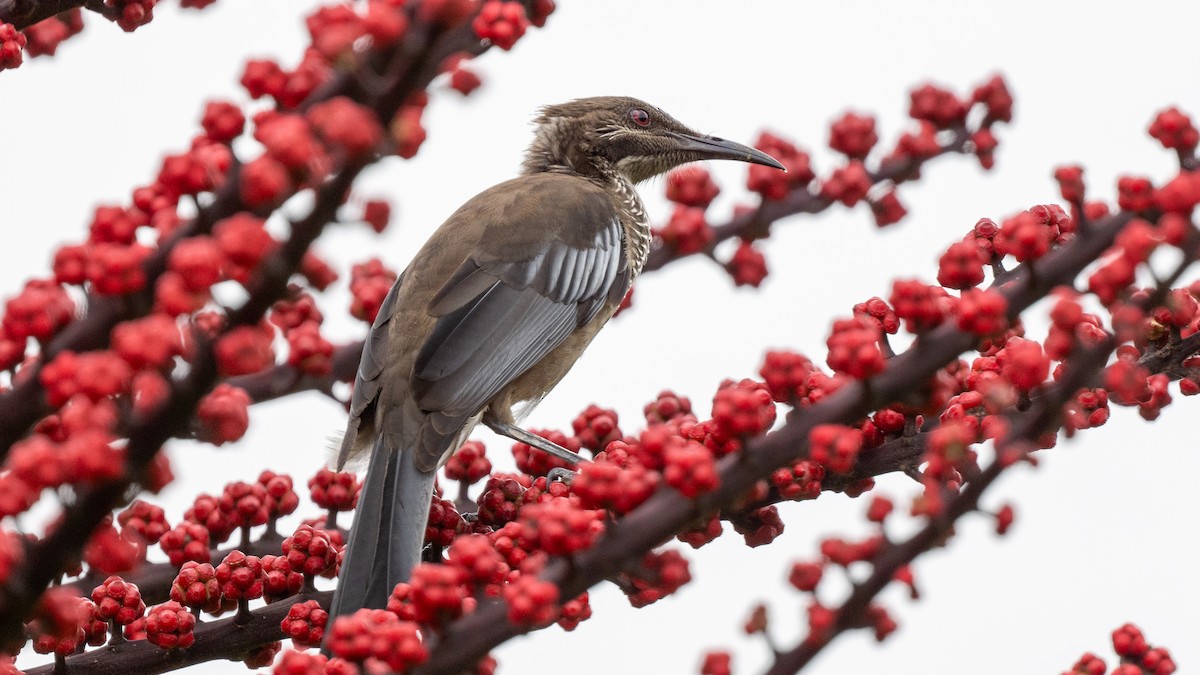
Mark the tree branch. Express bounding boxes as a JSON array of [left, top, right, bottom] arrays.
[[411, 212, 1135, 673], [0, 0, 80, 30], [0, 3, 496, 460], [643, 128, 972, 272], [763, 235, 1200, 674], [23, 591, 332, 675], [0, 6, 496, 641], [765, 338, 1116, 674]]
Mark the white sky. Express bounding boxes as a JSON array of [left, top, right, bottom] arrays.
[[4, 1, 1200, 673]]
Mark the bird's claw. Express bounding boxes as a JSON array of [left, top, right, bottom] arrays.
[[546, 467, 577, 485]]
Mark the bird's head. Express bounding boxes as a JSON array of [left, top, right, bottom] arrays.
[[523, 96, 785, 183]]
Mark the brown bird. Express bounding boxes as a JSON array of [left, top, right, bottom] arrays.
[[329, 96, 784, 618]]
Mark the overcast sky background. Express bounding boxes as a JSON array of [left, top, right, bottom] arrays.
[[4, 1, 1200, 673]]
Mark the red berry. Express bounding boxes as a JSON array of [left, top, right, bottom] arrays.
[[143, 600, 195, 649], [472, 1, 529, 50], [658, 205, 713, 255], [747, 131, 815, 200], [826, 317, 885, 379], [1148, 106, 1199, 152], [91, 575, 145, 626], [829, 111, 878, 159], [665, 166, 720, 208], [201, 100, 246, 143], [909, 83, 967, 129]]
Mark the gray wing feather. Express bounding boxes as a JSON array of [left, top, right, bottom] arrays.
[[428, 264, 494, 317], [336, 271, 405, 469], [411, 217, 625, 419], [417, 286, 576, 413], [349, 270, 405, 417]]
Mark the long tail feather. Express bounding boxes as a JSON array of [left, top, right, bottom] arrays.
[[329, 435, 435, 619]]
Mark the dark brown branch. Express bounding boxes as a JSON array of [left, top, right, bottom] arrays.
[[765, 338, 1116, 674], [411, 212, 1135, 673], [1, 0, 80, 30], [0, 4, 493, 460], [224, 342, 362, 405], [0, 162, 246, 458], [64, 531, 287, 607], [1137, 331, 1200, 381], [23, 591, 332, 675], [643, 129, 971, 272], [0, 143, 361, 647], [764, 238, 1200, 674], [0, 11, 474, 643]]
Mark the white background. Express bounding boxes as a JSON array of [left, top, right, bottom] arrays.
[[4, 1, 1200, 673]]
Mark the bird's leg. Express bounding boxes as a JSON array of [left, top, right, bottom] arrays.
[[484, 417, 585, 465]]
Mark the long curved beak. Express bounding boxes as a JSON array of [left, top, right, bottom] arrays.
[[667, 131, 787, 171]]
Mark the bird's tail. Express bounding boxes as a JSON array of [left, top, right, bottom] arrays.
[[329, 434, 435, 619]]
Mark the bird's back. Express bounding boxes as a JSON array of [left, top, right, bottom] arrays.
[[339, 172, 630, 471]]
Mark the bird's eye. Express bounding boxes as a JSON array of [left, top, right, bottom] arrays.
[[629, 108, 651, 127]]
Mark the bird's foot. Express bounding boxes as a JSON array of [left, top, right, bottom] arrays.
[[546, 467, 577, 485], [485, 418, 585, 465]]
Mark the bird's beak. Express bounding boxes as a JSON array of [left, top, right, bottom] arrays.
[[667, 131, 787, 171]]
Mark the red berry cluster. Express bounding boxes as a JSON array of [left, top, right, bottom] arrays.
[[144, 601, 196, 649], [619, 549, 692, 608], [657, 205, 714, 255], [573, 450, 659, 515], [820, 161, 871, 207], [444, 440, 493, 484], [104, 0, 156, 33], [159, 521, 210, 567], [349, 258, 398, 323], [726, 241, 768, 287], [91, 576, 145, 627], [731, 505, 785, 547], [517, 498, 603, 555], [309, 468, 361, 512], [282, 523, 339, 577], [829, 112, 878, 160], [426, 496, 463, 548], [472, 1, 529, 50], [826, 316, 886, 379], [170, 561, 220, 614], [215, 550, 265, 603], [0, 22, 26, 70], [502, 574, 558, 626], [1062, 624, 1176, 675], [666, 166, 721, 208], [196, 383, 251, 445], [281, 599, 328, 647], [711, 378, 776, 440], [28, 588, 91, 656], [19, 10, 83, 61], [747, 131, 816, 201], [327, 609, 427, 672], [571, 404, 622, 452], [771, 459, 824, 501]]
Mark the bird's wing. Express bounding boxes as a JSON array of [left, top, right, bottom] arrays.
[[410, 183, 630, 431], [334, 270, 405, 469]]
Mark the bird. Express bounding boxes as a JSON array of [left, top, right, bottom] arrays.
[[328, 96, 785, 619]]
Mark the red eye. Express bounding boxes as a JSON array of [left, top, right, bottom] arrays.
[[630, 108, 651, 127]]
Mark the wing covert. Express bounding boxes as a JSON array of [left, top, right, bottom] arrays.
[[412, 196, 628, 418]]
